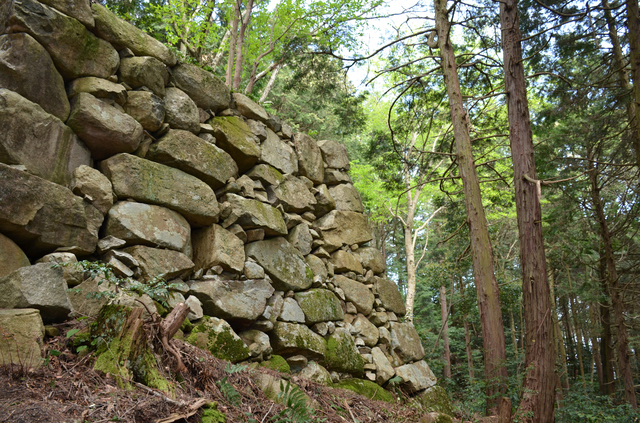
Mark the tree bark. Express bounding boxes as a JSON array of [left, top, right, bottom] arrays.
[[627, 0, 640, 166], [550, 269, 570, 390], [232, 0, 254, 90], [500, 0, 556, 420], [440, 285, 451, 380], [434, 0, 508, 414], [225, 0, 240, 86], [258, 63, 282, 103], [510, 309, 518, 356]]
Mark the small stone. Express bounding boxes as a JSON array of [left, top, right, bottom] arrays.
[[185, 296, 203, 320], [244, 261, 265, 279], [365, 372, 376, 381], [301, 212, 315, 222], [227, 224, 247, 243], [246, 229, 265, 242], [311, 322, 329, 336], [286, 355, 308, 373]]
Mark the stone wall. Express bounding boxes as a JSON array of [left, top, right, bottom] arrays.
[[0, 0, 436, 394]]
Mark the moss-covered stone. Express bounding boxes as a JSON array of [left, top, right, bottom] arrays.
[[245, 238, 313, 291], [324, 328, 364, 377], [269, 322, 326, 361], [201, 402, 226, 423], [333, 379, 395, 403], [414, 386, 454, 417], [185, 316, 250, 363], [260, 354, 291, 373], [294, 289, 344, 323], [209, 116, 260, 172]]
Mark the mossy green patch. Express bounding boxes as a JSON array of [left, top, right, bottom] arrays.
[[333, 379, 395, 402], [324, 330, 364, 377], [294, 289, 344, 323], [201, 402, 226, 423], [260, 355, 291, 373], [414, 386, 454, 416], [185, 317, 250, 363]]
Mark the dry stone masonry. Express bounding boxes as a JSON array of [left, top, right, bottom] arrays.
[[0, 0, 437, 396]]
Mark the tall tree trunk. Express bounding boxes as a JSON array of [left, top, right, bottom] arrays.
[[588, 159, 638, 408], [565, 266, 586, 383], [440, 285, 452, 380], [232, 0, 254, 90], [510, 309, 518, 356], [500, 1, 555, 420], [560, 297, 576, 377], [225, 0, 240, 86], [589, 304, 605, 386], [434, 0, 508, 414], [258, 63, 283, 102], [627, 0, 640, 166], [550, 269, 570, 390]]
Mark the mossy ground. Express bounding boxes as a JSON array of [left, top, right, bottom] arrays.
[[332, 378, 395, 402]]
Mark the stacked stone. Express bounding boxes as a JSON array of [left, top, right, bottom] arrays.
[[0, 0, 435, 395]]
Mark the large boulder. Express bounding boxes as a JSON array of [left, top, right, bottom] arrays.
[[67, 93, 144, 161], [329, 184, 364, 213], [374, 277, 406, 316], [91, 3, 176, 66], [273, 175, 317, 213], [223, 194, 287, 236], [269, 322, 326, 361], [353, 247, 386, 274], [371, 347, 395, 385], [0, 233, 30, 278], [333, 275, 374, 316], [210, 116, 261, 173], [171, 64, 230, 112], [246, 164, 284, 187], [164, 87, 200, 134], [318, 140, 350, 170], [0, 263, 73, 323], [245, 237, 313, 291], [38, 0, 94, 27], [69, 165, 114, 216], [100, 154, 219, 227], [0, 164, 102, 257], [305, 255, 327, 282], [0, 33, 69, 120], [313, 184, 336, 217], [260, 129, 298, 175], [298, 361, 332, 385], [67, 275, 116, 318], [233, 93, 268, 122], [287, 223, 312, 256], [293, 133, 324, 185], [124, 245, 194, 281], [329, 250, 364, 274], [186, 316, 250, 363], [389, 322, 425, 364], [0, 89, 90, 186], [313, 211, 372, 253], [192, 224, 244, 273], [147, 130, 237, 190], [189, 279, 274, 324], [67, 77, 127, 106], [103, 201, 191, 254], [352, 314, 379, 347], [124, 91, 165, 132], [0, 309, 45, 367], [278, 297, 305, 323], [394, 360, 437, 393], [294, 289, 344, 324], [118, 56, 168, 97], [325, 328, 364, 377], [1, 0, 119, 80]]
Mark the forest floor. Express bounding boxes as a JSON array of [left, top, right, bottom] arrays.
[[0, 319, 448, 423]]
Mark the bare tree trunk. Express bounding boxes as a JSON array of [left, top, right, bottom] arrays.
[[500, 1, 555, 420], [627, 0, 640, 166], [510, 309, 518, 356], [225, 0, 240, 86], [440, 285, 451, 380], [550, 269, 570, 390], [232, 0, 254, 90], [257, 63, 282, 102], [589, 304, 605, 387], [565, 266, 586, 383], [434, 0, 508, 414]]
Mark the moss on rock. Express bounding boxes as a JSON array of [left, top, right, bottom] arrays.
[[324, 328, 364, 377], [414, 386, 454, 416], [185, 316, 250, 363], [333, 379, 395, 403], [260, 355, 291, 373]]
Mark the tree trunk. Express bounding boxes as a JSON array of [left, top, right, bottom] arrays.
[[440, 285, 451, 380], [434, 0, 508, 414], [589, 304, 605, 387], [565, 266, 586, 383], [627, 0, 640, 166], [258, 63, 282, 102], [550, 269, 570, 390], [510, 309, 518, 356], [225, 0, 240, 86], [588, 159, 638, 408], [500, 1, 556, 420], [232, 0, 254, 91]]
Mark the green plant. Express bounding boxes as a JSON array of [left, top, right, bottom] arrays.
[[271, 381, 322, 423], [215, 363, 248, 407]]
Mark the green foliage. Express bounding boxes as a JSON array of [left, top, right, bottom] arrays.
[[216, 363, 248, 407], [271, 380, 320, 423], [555, 384, 640, 423]]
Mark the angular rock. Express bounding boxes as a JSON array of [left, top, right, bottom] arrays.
[[353, 247, 386, 274], [298, 361, 332, 385], [185, 295, 203, 321], [325, 327, 364, 377], [118, 56, 168, 97], [287, 223, 312, 256], [97, 236, 126, 254], [333, 275, 374, 316], [352, 314, 379, 347], [0, 233, 30, 278], [245, 237, 313, 291], [210, 116, 261, 172], [239, 329, 272, 358], [318, 140, 350, 170], [246, 164, 284, 187], [394, 360, 437, 393], [313, 184, 336, 217], [67, 93, 144, 161], [269, 322, 326, 361], [164, 87, 200, 134], [124, 90, 165, 132], [233, 93, 268, 122], [260, 128, 298, 174], [1, 0, 119, 80], [329, 184, 364, 213], [374, 277, 406, 316], [104, 201, 191, 254], [100, 154, 219, 227], [186, 316, 250, 363], [293, 133, 324, 185], [371, 347, 395, 385], [313, 211, 372, 253], [330, 250, 364, 274], [192, 224, 244, 273], [189, 278, 274, 324], [67, 275, 116, 318], [39, 0, 94, 28], [0, 263, 72, 323], [148, 129, 237, 190], [274, 175, 317, 213], [389, 322, 425, 363], [0, 89, 90, 185], [171, 63, 230, 112], [0, 309, 45, 367], [69, 165, 114, 215], [305, 255, 327, 282], [0, 33, 69, 120], [324, 169, 352, 185], [124, 245, 194, 281], [0, 164, 101, 257], [244, 262, 265, 279], [223, 194, 287, 236], [67, 77, 127, 106], [91, 3, 176, 66], [279, 297, 306, 323], [295, 289, 344, 324]]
